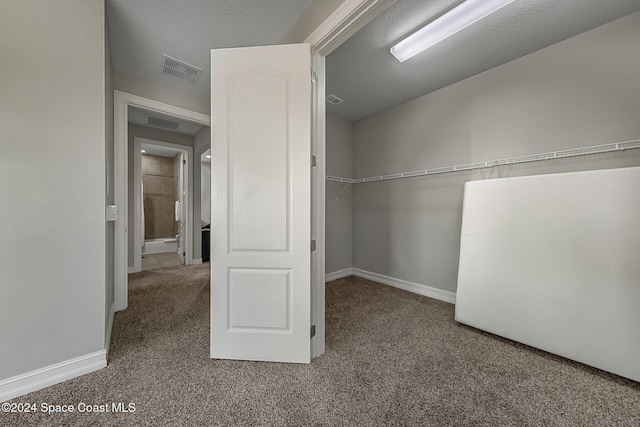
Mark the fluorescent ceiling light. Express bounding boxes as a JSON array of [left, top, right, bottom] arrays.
[[390, 0, 515, 62]]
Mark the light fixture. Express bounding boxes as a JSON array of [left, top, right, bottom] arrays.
[[390, 0, 515, 63], [205, 155, 211, 159], [141, 149, 146, 153]]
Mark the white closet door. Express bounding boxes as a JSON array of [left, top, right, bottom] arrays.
[[210, 44, 311, 363]]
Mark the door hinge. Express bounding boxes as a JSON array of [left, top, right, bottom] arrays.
[[183, 159, 186, 164], [311, 240, 317, 252], [311, 154, 317, 167], [310, 324, 316, 338], [183, 252, 186, 257], [311, 70, 317, 83], [105, 205, 118, 222]]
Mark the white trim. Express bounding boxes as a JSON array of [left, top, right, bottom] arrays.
[[305, 0, 397, 55], [325, 268, 354, 282], [114, 90, 210, 312], [311, 51, 326, 359], [325, 268, 456, 304], [0, 351, 107, 403], [325, 267, 456, 304], [304, 1, 394, 358], [353, 268, 457, 304], [193, 258, 203, 265]]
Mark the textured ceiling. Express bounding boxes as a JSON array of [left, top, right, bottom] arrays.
[[107, 0, 313, 103], [326, 0, 640, 122], [107, 0, 640, 124]]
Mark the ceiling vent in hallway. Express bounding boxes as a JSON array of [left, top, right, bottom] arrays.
[[326, 94, 344, 105], [161, 54, 202, 84], [146, 114, 181, 131]]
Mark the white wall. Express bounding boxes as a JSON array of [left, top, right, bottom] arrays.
[[0, 0, 107, 379], [352, 11, 640, 294], [325, 113, 354, 274]]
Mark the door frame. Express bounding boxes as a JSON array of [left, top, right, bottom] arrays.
[[305, 0, 397, 358], [131, 137, 194, 273], [114, 91, 210, 311]]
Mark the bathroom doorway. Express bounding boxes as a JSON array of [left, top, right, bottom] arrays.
[[131, 138, 193, 273]]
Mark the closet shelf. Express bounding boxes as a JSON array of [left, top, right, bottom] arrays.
[[325, 139, 640, 184], [326, 175, 356, 183]]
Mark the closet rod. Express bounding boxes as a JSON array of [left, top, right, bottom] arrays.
[[325, 139, 640, 184]]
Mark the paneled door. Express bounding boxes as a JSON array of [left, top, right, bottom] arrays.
[[210, 44, 311, 363]]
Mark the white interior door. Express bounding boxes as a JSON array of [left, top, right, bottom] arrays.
[[177, 151, 186, 264], [210, 44, 311, 363]]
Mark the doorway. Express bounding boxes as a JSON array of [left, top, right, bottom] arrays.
[[112, 0, 392, 357], [113, 91, 211, 311], [131, 137, 193, 273]]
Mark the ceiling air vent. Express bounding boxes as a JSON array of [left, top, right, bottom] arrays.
[[161, 54, 202, 84], [146, 115, 181, 131], [326, 94, 344, 105]]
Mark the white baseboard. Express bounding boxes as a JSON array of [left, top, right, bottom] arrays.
[[333, 268, 456, 304], [353, 268, 456, 304], [325, 268, 354, 282], [193, 258, 203, 265], [0, 351, 107, 403], [127, 266, 139, 274]]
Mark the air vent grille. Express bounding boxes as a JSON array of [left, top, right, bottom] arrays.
[[326, 94, 344, 105], [146, 115, 181, 131], [161, 55, 202, 84]]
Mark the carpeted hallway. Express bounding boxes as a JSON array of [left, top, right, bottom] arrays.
[[5, 264, 640, 426]]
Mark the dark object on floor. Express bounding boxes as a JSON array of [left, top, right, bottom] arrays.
[[202, 229, 210, 262]]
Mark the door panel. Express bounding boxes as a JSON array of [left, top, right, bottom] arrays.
[[229, 72, 289, 251], [228, 268, 290, 331], [210, 44, 311, 363]]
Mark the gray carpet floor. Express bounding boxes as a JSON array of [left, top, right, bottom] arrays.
[[5, 263, 640, 426]]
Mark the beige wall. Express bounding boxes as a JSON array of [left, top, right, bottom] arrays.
[[0, 0, 107, 379], [352, 11, 640, 294]]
